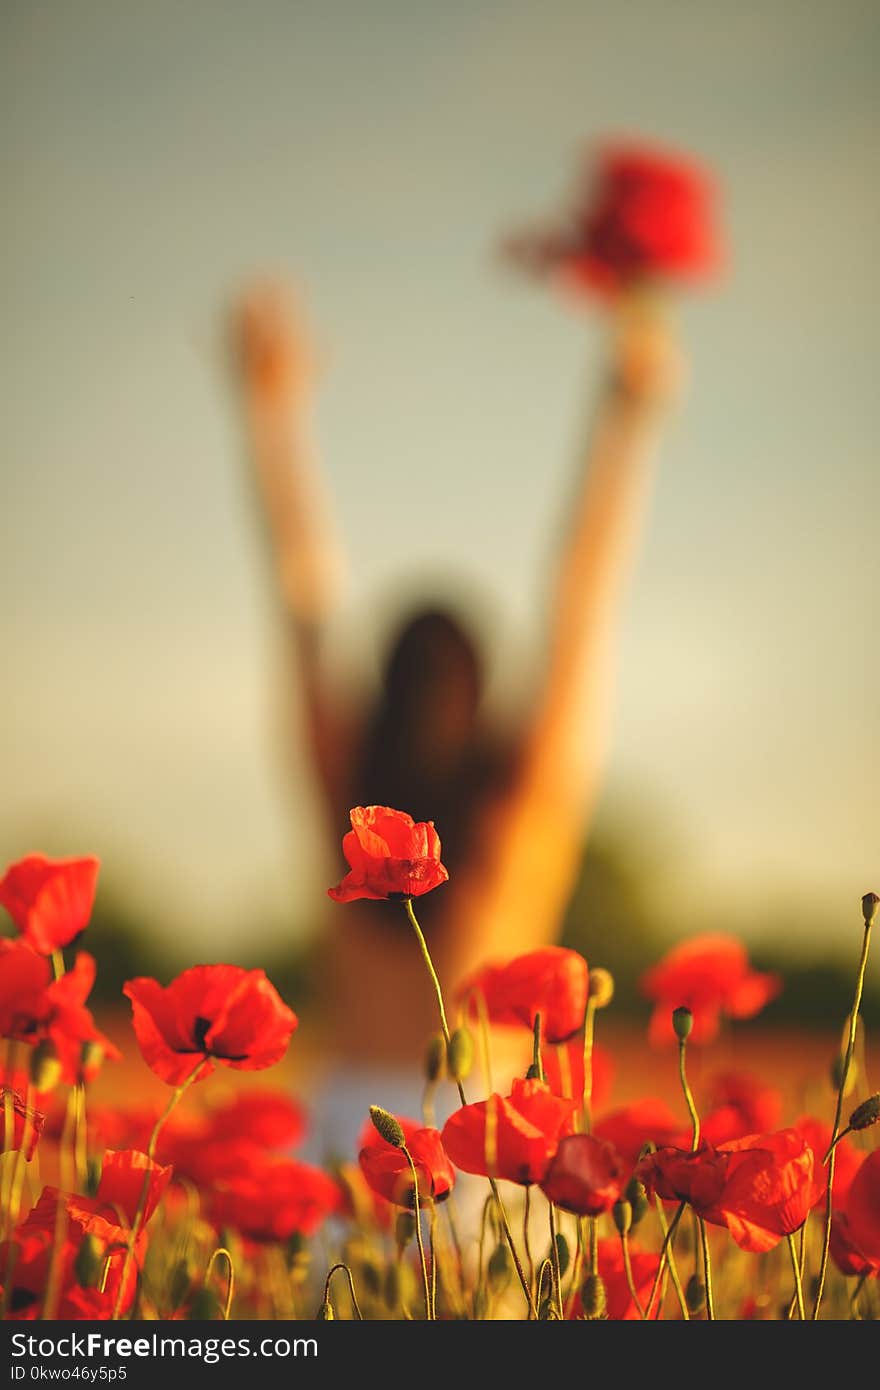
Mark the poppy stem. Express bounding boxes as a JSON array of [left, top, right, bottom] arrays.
[[207, 1246, 236, 1320], [111, 1057, 208, 1320], [401, 1146, 432, 1320], [677, 1038, 700, 1151], [523, 1184, 535, 1299], [812, 897, 875, 1319], [620, 1229, 646, 1319], [644, 1200, 685, 1318], [322, 1263, 363, 1320], [582, 999, 596, 1134], [548, 1201, 565, 1319], [402, 896, 537, 1317], [50, 949, 65, 981], [698, 1217, 715, 1319], [786, 1233, 805, 1320], [652, 1194, 689, 1319]]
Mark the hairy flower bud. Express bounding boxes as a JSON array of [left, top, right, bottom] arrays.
[[686, 1275, 706, 1314], [848, 1093, 880, 1133], [315, 1299, 334, 1320], [625, 1177, 649, 1228], [862, 892, 879, 927], [424, 1033, 446, 1084], [487, 1242, 513, 1295], [554, 1232, 570, 1279], [369, 1105, 405, 1149], [580, 1273, 607, 1320], [612, 1199, 632, 1235], [395, 1211, 417, 1249]]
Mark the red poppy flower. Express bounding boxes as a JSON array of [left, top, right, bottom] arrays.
[[459, 948, 588, 1044], [0, 1151, 171, 1320], [639, 934, 781, 1045], [202, 1090, 306, 1149], [509, 141, 720, 300], [123, 965, 298, 1085], [358, 1114, 455, 1208], [635, 1142, 729, 1220], [700, 1072, 783, 1146], [830, 1210, 880, 1279], [540, 1133, 624, 1216], [793, 1115, 860, 1208], [0, 946, 120, 1085], [441, 1079, 577, 1185], [714, 1129, 823, 1253], [0, 854, 100, 956], [567, 1238, 661, 1320], [0, 1087, 45, 1161], [839, 1149, 880, 1267], [540, 1039, 614, 1113], [328, 806, 449, 903], [210, 1157, 339, 1242], [594, 1098, 681, 1169]]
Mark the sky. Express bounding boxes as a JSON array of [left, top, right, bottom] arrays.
[[2, 0, 878, 959]]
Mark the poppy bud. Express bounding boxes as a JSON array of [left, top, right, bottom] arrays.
[[424, 1033, 446, 1084], [525, 1063, 542, 1080], [316, 1299, 334, 1320], [554, 1232, 570, 1279], [588, 968, 615, 1009], [187, 1287, 222, 1320], [848, 1093, 880, 1132], [395, 1212, 417, 1250], [580, 1273, 607, 1319], [612, 1199, 632, 1235], [830, 1053, 857, 1096], [625, 1177, 649, 1228], [487, 1242, 513, 1294], [672, 1006, 693, 1042], [686, 1275, 706, 1314], [369, 1106, 405, 1149], [862, 892, 879, 926], [447, 1027, 474, 1083], [538, 1296, 559, 1319], [74, 1234, 105, 1289], [29, 1040, 62, 1093]]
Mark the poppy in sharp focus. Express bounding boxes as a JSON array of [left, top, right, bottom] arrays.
[[328, 806, 449, 903], [441, 1078, 577, 1185], [123, 965, 298, 1086], [639, 934, 781, 1045], [0, 854, 100, 956], [540, 1133, 624, 1216], [713, 1129, 823, 1253]]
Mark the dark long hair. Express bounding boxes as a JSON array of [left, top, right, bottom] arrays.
[[347, 608, 515, 928]]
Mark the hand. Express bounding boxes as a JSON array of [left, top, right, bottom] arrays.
[[233, 282, 317, 410]]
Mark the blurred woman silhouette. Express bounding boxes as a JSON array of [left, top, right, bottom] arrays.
[[231, 143, 715, 1143]]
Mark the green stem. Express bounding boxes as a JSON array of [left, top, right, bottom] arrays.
[[322, 1262, 363, 1320], [403, 896, 536, 1317], [678, 1039, 700, 1151], [523, 1185, 535, 1300], [548, 1200, 564, 1319], [787, 1233, 805, 1320], [620, 1230, 646, 1319], [582, 999, 596, 1133], [653, 1194, 688, 1319], [813, 907, 873, 1319], [207, 1246, 235, 1320], [645, 1201, 685, 1318], [698, 1217, 715, 1320], [402, 1146, 432, 1321], [111, 1058, 207, 1319]]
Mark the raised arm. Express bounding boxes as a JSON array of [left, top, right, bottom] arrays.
[[445, 300, 684, 972], [232, 284, 349, 812]]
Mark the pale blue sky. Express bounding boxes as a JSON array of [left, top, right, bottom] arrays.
[[3, 0, 878, 956]]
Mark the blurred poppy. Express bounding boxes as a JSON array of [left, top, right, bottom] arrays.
[[0, 854, 99, 956], [123, 965, 298, 1085], [540, 1133, 623, 1216], [700, 1072, 782, 1145], [0, 948, 119, 1085], [459, 948, 588, 1044], [839, 1148, 880, 1268], [441, 1078, 576, 1185], [0, 1087, 45, 1160], [594, 1098, 680, 1169], [540, 1038, 614, 1112], [639, 934, 781, 1045], [510, 141, 720, 300], [793, 1114, 860, 1208], [211, 1157, 339, 1242], [328, 806, 448, 903], [358, 1114, 455, 1208]]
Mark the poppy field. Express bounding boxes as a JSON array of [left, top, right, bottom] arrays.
[[0, 808, 877, 1324]]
